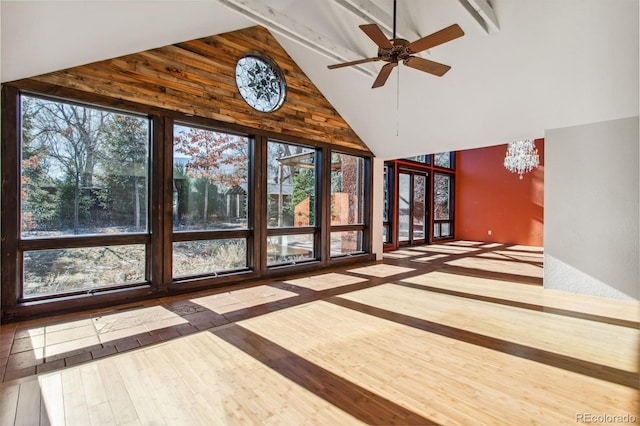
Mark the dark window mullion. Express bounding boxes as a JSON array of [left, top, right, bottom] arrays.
[[329, 224, 366, 233], [255, 134, 268, 272], [172, 229, 251, 242], [321, 146, 331, 263], [266, 226, 317, 237], [19, 234, 150, 251]]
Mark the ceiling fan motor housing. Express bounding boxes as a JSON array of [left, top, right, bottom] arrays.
[[378, 39, 411, 63]]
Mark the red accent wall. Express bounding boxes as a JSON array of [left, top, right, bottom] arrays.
[[455, 139, 544, 246]]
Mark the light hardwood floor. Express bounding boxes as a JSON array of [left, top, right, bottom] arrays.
[[0, 241, 638, 425]]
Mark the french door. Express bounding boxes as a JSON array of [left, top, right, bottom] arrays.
[[398, 170, 429, 245]]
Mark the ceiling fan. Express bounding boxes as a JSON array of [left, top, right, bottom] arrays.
[[328, 0, 464, 88]]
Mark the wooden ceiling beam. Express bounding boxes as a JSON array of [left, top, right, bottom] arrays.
[[217, 0, 375, 76], [457, 0, 500, 34], [332, 0, 422, 42]]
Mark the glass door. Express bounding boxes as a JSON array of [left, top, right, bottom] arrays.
[[398, 173, 411, 243], [412, 174, 427, 242], [398, 170, 428, 245]]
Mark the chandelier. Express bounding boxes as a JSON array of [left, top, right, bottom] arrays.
[[504, 139, 539, 179]]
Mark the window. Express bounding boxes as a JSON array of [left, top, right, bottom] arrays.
[[433, 173, 454, 239], [24, 246, 146, 297], [331, 153, 364, 225], [404, 154, 430, 164], [18, 94, 151, 298], [331, 152, 367, 257], [2, 86, 373, 320], [172, 239, 247, 277], [267, 234, 315, 265], [382, 164, 393, 244], [172, 124, 250, 277], [330, 230, 363, 256], [433, 152, 454, 169], [267, 141, 316, 228], [266, 140, 318, 266]]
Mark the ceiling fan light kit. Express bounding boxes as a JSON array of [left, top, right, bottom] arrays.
[[328, 0, 464, 88]]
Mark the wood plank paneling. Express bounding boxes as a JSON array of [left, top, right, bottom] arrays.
[[12, 25, 369, 153]]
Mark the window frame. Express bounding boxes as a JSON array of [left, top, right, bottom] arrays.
[[382, 163, 394, 246], [1, 83, 374, 321], [383, 153, 456, 251], [12, 91, 155, 302], [264, 139, 320, 267], [169, 121, 254, 281], [432, 171, 455, 241], [328, 150, 371, 259]]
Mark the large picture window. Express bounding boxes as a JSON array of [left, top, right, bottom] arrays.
[[1, 86, 373, 320], [330, 152, 367, 257], [266, 140, 317, 266], [172, 124, 250, 278], [331, 153, 364, 225], [17, 94, 151, 298], [21, 95, 149, 237], [267, 141, 316, 228]]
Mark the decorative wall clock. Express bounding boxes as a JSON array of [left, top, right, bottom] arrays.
[[235, 53, 286, 112]]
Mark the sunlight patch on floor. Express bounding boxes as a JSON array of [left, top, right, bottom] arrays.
[[410, 253, 450, 263], [192, 286, 298, 314], [284, 272, 366, 291], [347, 264, 415, 278], [446, 256, 543, 278]]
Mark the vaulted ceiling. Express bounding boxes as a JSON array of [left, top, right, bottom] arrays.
[[2, 0, 638, 159]]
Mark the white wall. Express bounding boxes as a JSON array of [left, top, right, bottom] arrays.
[[544, 117, 639, 300], [371, 158, 384, 260]]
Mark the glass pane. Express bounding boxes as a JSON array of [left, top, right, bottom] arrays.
[[331, 231, 363, 256], [433, 223, 441, 238], [267, 234, 314, 265], [434, 173, 451, 220], [20, 95, 149, 238], [331, 153, 365, 225], [413, 174, 426, 240], [23, 245, 145, 297], [404, 155, 429, 164], [383, 165, 389, 222], [434, 152, 452, 169], [173, 239, 247, 277], [267, 141, 316, 228], [382, 225, 389, 244], [398, 173, 410, 242], [173, 125, 249, 231], [441, 222, 452, 237]]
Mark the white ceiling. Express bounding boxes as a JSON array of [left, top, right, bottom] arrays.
[[2, 0, 638, 159]]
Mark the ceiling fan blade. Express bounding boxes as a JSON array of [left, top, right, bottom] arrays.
[[406, 24, 464, 54], [359, 23, 393, 50], [327, 57, 380, 70], [403, 56, 451, 77], [372, 62, 397, 88]]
